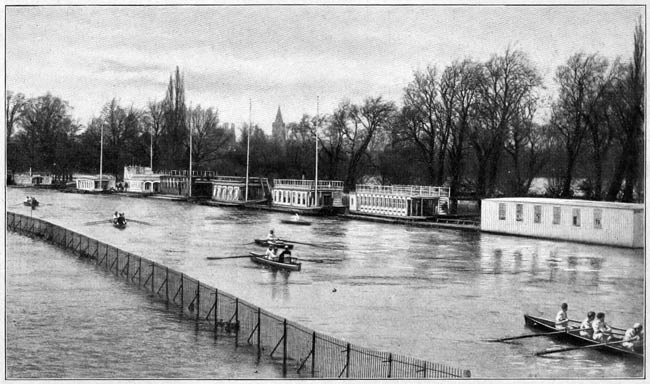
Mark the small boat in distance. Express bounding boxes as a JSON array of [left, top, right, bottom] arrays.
[[249, 252, 301, 271], [524, 314, 643, 360], [23, 197, 39, 207], [281, 213, 312, 226], [254, 239, 294, 249], [113, 214, 127, 229]]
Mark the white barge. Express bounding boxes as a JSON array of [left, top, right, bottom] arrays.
[[349, 184, 450, 218], [271, 179, 345, 215], [480, 197, 644, 248]]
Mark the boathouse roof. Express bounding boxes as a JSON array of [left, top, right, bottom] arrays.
[[355, 184, 450, 198], [483, 197, 643, 211]]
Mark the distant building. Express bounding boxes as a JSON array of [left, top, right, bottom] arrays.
[[13, 171, 55, 186], [74, 174, 116, 192], [272, 179, 345, 214], [481, 197, 644, 248], [122, 166, 165, 193], [271, 106, 286, 142]]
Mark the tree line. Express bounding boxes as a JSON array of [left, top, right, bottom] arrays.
[[7, 22, 643, 203]]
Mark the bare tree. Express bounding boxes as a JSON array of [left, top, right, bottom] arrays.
[[337, 97, 396, 191], [187, 105, 229, 168], [551, 52, 610, 197], [606, 20, 644, 202], [6, 91, 26, 143], [471, 48, 542, 196]]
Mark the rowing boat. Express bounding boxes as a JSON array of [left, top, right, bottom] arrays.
[[113, 218, 127, 229], [249, 252, 301, 271], [524, 314, 643, 360], [24, 199, 39, 207], [254, 239, 294, 249], [280, 219, 312, 226]]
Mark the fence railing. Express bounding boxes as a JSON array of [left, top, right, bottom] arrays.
[[274, 179, 344, 190], [6, 212, 470, 379]]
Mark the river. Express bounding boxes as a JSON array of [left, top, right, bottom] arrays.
[[5, 187, 645, 378]]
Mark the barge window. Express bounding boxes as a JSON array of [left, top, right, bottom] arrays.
[[498, 203, 506, 220], [553, 207, 561, 224], [594, 209, 602, 229], [534, 205, 541, 223], [572, 208, 581, 227], [516, 204, 523, 222]]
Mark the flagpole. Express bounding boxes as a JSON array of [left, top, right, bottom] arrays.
[[189, 106, 192, 198]]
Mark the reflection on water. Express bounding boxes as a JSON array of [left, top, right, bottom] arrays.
[[5, 187, 645, 379]]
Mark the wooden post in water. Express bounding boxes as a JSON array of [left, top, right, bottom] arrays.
[[282, 319, 287, 377]]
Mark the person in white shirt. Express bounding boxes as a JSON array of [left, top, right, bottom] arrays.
[[266, 229, 278, 242], [579, 311, 596, 338], [265, 246, 276, 260], [622, 323, 643, 352], [592, 312, 614, 342], [555, 303, 570, 329]]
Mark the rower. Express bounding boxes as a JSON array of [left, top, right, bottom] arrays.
[[555, 303, 570, 330], [579, 311, 596, 338], [293, 213, 300, 222], [622, 323, 643, 352], [113, 211, 119, 222], [592, 312, 614, 342], [277, 245, 291, 263], [265, 245, 276, 260], [266, 229, 278, 243]]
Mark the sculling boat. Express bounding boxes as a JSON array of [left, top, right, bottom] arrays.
[[280, 219, 312, 226], [524, 314, 643, 360], [24, 199, 39, 207], [113, 218, 127, 229], [254, 239, 294, 249], [249, 252, 301, 271]]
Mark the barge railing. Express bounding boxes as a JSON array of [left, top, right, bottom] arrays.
[[355, 184, 451, 197], [274, 179, 344, 190], [7, 212, 470, 379]]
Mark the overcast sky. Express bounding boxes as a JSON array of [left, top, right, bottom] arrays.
[[6, 5, 644, 132]]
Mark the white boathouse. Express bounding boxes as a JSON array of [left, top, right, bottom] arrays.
[[272, 179, 345, 213], [349, 184, 451, 218], [211, 176, 271, 204], [74, 174, 116, 192], [123, 166, 164, 193], [480, 197, 644, 248]]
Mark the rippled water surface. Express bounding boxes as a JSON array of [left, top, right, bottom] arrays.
[[6, 187, 645, 378]]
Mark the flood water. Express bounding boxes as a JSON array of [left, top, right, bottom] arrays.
[[5, 187, 645, 378]]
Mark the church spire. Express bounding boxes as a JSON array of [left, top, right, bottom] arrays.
[[274, 105, 284, 125]]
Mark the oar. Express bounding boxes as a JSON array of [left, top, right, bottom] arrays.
[[129, 219, 152, 226], [486, 329, 574, 342], [279, 238, 326, 248], [535, 339, 628, 356], [84, 219, 111, 225], [206, 255, 251, 260]]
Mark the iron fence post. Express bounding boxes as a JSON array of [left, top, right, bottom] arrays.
[[196, 281, 200, 321], [311, 331, 316, 377], [346, 343, 350, 378], [166, 268, 169, 302], [214, 289, 218, 339], [151, 263, 155, 292], [283, 319, 287, 377], [388, 353, 392, 378], [180, 274, 184, 312], [257, 307, 261, 359]]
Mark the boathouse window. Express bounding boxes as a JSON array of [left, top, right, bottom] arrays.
[[594, 209, 602, 229], [516, 204, 523, 222], [498, 203, 506, 220], [553, 207, 561, 224], [572, 208, 581, 227], [534, 205, 542, 223]]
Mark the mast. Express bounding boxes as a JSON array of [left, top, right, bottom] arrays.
[[188, 106, 192, 198], [99, 122, 103, 191], [150, 123, 153, 169], [315, 96, 319, 207], [245, 99, 251, 202]]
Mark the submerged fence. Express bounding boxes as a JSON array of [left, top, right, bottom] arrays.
[[7, 212, 471, 379]]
